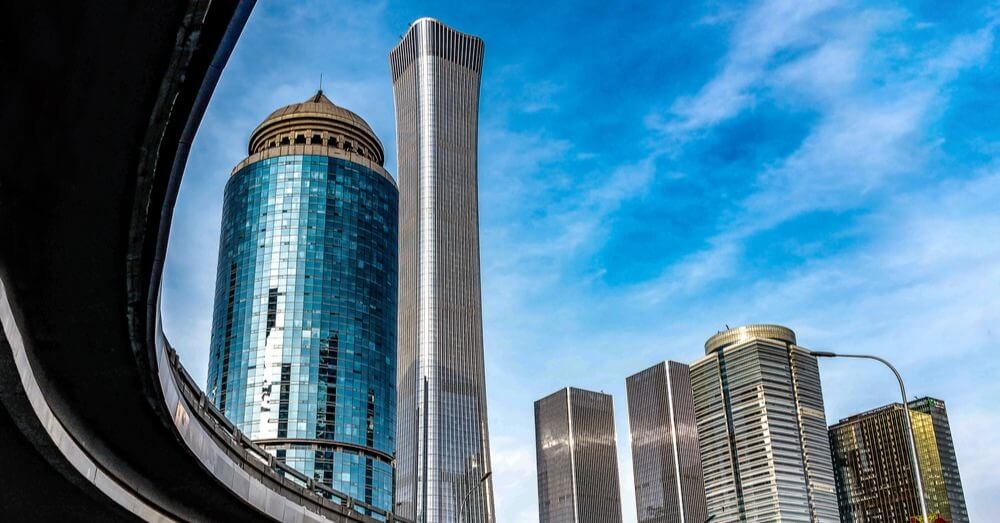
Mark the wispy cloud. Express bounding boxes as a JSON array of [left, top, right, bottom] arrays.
[[163, 1, 1000, 521], [656, 0, 840, 139], [637, 5, 998, 304]]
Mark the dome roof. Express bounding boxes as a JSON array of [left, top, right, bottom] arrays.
[[247, 90, 384, 165], [704, 324, 796, 354]]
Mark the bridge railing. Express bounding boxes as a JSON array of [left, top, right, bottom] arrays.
[[165, 344, 412, 523]]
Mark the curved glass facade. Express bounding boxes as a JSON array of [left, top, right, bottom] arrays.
[[207, 154, 398, 514]]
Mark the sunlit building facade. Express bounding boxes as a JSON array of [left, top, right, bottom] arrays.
[[626, 361, 707, 523], [389, 17, 494, 523], [207, 91, 398, 516], [830, 398, 968, 523], [909, 397, 968, 523], [535, 387, 623, 523], [690, 325, 840, 522]]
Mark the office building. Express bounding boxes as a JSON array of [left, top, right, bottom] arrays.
[[626, 361, 707, 523], [389, 17, 494, 523], [206, 91, 398, 515], [535, 387, 623, 523], [690, 324, 840, 522], [909, 397, 968, 523], [829, 398, 968, 522]]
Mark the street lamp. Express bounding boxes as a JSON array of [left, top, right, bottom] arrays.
[[810, 350, 930, 523], [458, 471, 492, 523]]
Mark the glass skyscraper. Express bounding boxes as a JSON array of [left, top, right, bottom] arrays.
[[389, 18, 494, 523], [535, 387, 623, 523], [829, 397, 968, 523], [909, 397, 969, 523], [690, 325, 840, 522], [206, 91, 398, 516], [626, 361, 707, 523]]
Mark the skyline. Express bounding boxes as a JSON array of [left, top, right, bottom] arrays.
[[162, 1, 1000, 521]]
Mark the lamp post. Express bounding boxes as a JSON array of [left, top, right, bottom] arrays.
[[458, 471, 491, 523], [810, 350, 930, 523]]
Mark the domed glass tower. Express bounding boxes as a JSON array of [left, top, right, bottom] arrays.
[[206, 91, 398, 516]]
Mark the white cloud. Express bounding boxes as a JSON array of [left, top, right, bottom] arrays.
[[660, 0, 840, 139], [162, 2, 1000, 521], [636, 7, 998, 306], [478, 4, 1000, 520]]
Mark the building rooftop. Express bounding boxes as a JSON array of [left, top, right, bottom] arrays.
[[704, 324, 796, 354], [832, 397, 941, 427], [246, 90, 384, 165]]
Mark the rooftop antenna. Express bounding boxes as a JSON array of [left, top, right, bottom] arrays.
[[319, 73, 323, 94]]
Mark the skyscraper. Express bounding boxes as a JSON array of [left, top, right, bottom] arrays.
[[206, 92, 398, 516], [626, 361, 707, 523], [909, 397, 968, 523], [535, 387, 623, 523], [690, 325, 840, 522], [829, 398, 968, 523], [389, 17, 494, 523]]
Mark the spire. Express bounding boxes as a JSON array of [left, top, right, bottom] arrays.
[[310, 89, 328, 104], [311, 74, 328, 104]]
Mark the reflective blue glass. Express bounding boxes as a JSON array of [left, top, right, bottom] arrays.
[[207, 154, 398, 515]]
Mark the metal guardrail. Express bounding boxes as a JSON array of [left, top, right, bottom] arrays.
[[165, 346, 412, 523]]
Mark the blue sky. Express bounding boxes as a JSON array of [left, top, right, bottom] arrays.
[[163, 1, 1000, 520]]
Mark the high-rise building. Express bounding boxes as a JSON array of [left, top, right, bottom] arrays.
[[909, 397, 968, 523], [534, 387, 623, 523], [389, 17, 493, 523], [690, 325, 840, 522], [829, 398, 968, 523], [206, 92, 398, 516], [626, 361, 707, 523]]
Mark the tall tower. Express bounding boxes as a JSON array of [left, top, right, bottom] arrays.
[[909, 397, 969, 523], [389, 18, 494, 522], [626, 361, 707, 523], [690, 325, 840, 522], [534, 387, 623, 523], [206, 91, 398, 516], [829, 397, 969, 523]]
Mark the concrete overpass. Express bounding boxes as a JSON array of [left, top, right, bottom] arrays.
[[0, 3, 406, 521]]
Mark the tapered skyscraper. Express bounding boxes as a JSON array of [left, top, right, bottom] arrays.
[[389, 18, 494, 523]]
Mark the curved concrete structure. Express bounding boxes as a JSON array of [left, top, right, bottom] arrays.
[[0, 3, 407, 522]]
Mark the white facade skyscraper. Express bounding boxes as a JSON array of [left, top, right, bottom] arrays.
[[690, 325, 840, 522], [389, 18, 494, 523]]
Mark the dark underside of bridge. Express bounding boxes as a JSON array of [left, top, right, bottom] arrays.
[[0, 2, 273, 521]]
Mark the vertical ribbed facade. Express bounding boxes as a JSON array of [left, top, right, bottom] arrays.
[[389, 18, 494, 523], [535, 388, 623, 523], [909, 397, 969, 523], [830, 398, 968, 523], [690, 325, 840, 522], [207, 92, 398, 516], [626, 361, 707, 523]]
